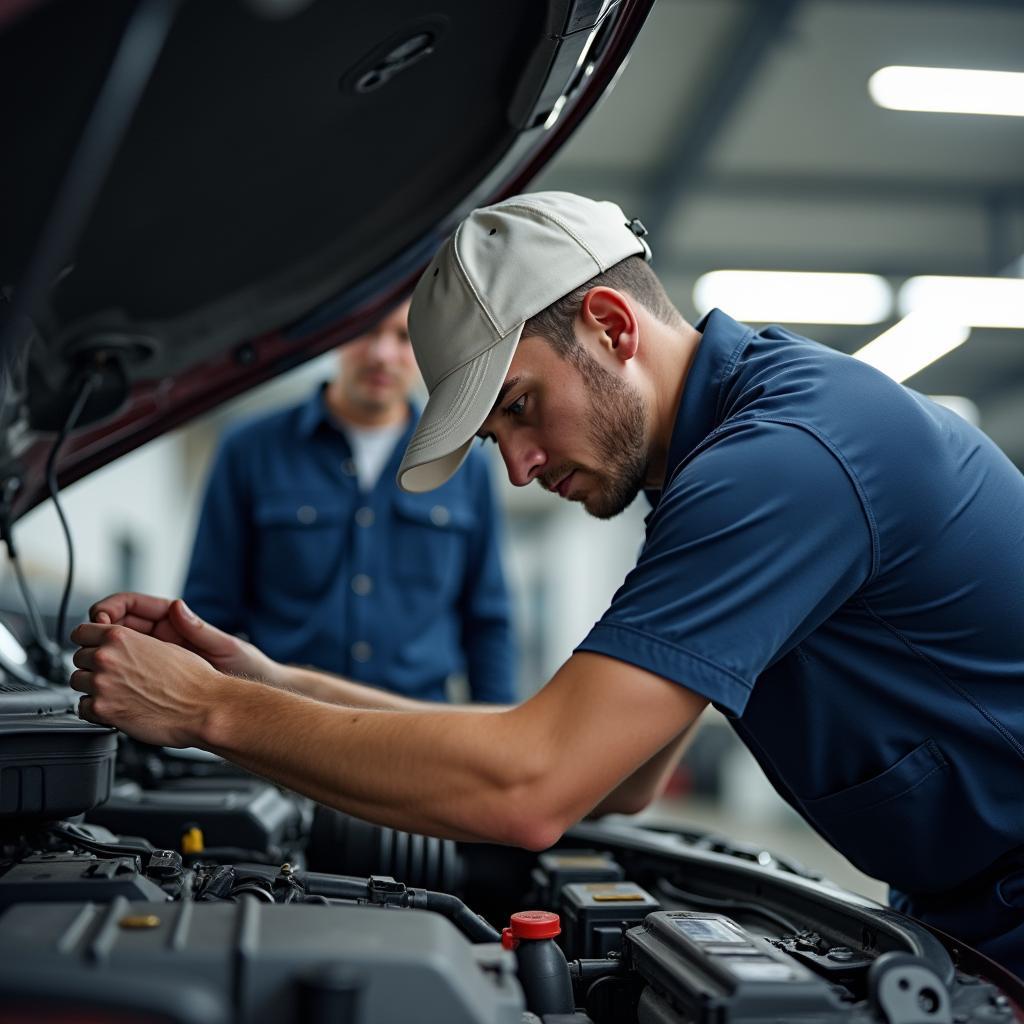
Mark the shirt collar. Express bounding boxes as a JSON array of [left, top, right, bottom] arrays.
[[296, 384, 332, 439], [657, 308, 754, 495]]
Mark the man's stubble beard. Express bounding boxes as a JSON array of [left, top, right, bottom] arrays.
[[576, 350, 650, 520]]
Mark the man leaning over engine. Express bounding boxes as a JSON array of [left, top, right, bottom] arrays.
[[71, 192, 1024, 976]]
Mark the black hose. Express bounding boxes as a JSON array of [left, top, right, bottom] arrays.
[[45, 372, 99, 650], [415, 889, 501, 944], [298, 871, 500, 943], [0, 371, 98, 681], [569, 958, 626, 983], [49, 822, 153, 865], [299, 871, 373, 902]]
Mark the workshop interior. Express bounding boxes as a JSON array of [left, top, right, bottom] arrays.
[[2, 1, 1023, 1022]]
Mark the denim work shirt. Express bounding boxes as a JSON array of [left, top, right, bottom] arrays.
[[184, 387, 516, 703], [577, 309, 1024, 973]]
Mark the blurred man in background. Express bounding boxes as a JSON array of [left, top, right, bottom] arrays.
[[183, 300, 516, 704]]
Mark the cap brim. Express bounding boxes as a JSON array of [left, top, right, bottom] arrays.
[[398, 326, 522, 492]]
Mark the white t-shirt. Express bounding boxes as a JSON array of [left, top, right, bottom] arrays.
[[343, 421, 406, 492]]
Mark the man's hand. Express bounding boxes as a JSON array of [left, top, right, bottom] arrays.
[[87, 592, 281, 684], [70, 623, 227, 747]]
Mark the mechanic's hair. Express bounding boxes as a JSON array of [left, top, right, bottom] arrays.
[[522, 255, 683, 365]]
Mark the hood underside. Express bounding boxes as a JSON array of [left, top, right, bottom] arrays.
[[0, 0, 653, 518]]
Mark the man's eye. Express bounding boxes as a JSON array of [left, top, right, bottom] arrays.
[[506, 395, 527, 416]]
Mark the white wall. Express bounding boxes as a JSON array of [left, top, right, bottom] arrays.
[[4, 434, 197, 607]]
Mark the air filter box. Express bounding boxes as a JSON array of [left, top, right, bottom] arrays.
[[0, 712, 116, 821]]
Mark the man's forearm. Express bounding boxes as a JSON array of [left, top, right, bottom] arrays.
[[276, 664, 509, 713], [71, 624, 706, 851], [199, 674, 543, 844], [277, 666, 422, 710], [588, 719, 700, 817]]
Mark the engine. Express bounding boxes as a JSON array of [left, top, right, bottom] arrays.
[[2, 684, 1022, 1024]]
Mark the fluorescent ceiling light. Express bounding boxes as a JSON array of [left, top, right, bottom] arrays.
[[853, 312, 970, 383], [869, 66, 1024, 117], [899, 276, 1024, 329], [693, 271, 891, 325]]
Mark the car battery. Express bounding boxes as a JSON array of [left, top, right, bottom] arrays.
[[560, 880, 661, 958], [531, 850, 625, 908], [625, 911, 845, 1023]]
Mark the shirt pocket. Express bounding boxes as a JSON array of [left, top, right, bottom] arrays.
[[391, 493, 475, 592], [252, 493, 353, 601], [799, 739, 954, 892]]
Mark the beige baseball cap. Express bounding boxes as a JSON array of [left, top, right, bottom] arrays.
[[397, 191, 651, 493]]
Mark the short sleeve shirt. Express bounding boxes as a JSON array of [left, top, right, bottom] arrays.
[[577, 309, 1024, 903]]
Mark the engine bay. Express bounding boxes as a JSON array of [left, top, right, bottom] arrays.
[[2, 680, 1023, 1024]]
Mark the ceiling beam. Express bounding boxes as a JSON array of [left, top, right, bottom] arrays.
[[985, 194, 1023, 274], [644, 0, 802, 230], [539, 166, 1024, 209]]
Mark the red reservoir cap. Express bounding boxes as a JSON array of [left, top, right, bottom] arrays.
[[502, 910, 561, 949]]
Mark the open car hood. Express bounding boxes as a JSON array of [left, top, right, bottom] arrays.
[[0, 0, 653, 520]]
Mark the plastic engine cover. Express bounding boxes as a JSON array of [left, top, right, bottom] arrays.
[[0, 898, 524, 1024]]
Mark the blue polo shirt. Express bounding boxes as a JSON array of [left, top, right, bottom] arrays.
[[183, 387, 516, 703], [577, 310, 1024, 969]]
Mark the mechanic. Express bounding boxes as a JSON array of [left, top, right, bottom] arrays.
[[182, 300, 516, 705], [71, 192, 1024, 975]]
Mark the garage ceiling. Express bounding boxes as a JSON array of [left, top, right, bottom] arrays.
[[534, 0, 1024, 465]]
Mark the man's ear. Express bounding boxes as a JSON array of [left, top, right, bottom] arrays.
[[580, 287, 639, 362]]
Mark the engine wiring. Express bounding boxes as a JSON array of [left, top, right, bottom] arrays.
[[44, 371, 100, 651], [0, 371, 99, 682]]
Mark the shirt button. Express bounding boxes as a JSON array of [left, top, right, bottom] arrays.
[[430, 505, 450, 527], [296, 505, 317, 525], [342, 458, 356, 477], [351, 574, 373, 596], [351, 641, 372, 663], [355, 507, 375, 528]]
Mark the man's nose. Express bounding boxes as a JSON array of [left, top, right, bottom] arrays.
[[367, 332, 405, 362], [500, 435, 545, 488]]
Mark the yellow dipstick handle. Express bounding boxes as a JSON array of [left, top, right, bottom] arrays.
[[181, 826, 205, 854]]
